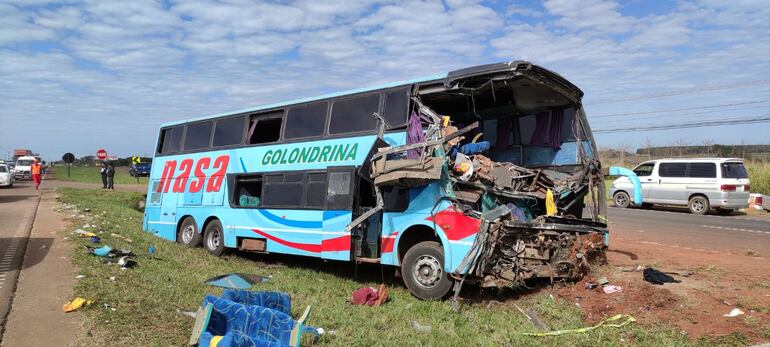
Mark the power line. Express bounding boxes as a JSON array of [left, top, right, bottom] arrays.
[[590, 99, 770, 118], [589, 79, 770, 105], [592, 104, 770, 123], [593, 115, 770, 133]]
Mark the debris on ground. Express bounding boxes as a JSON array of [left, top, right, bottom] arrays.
[[724, 308, 745, 317], [63, 297, 94, 312], [204, 273, 271, 289], [523, 314, 636, 336], [75, 275, 85, 279], [514, 304, 549, 331], [73, 229, 96, 238], [193, 289, 320, 346], [110, 233, 133, 243], [643, 267, 681, 285], [410, 320, 432, 333], [602, 285, 623, 294], [176, 308, 197, 319], [350, 284, 388, 307]]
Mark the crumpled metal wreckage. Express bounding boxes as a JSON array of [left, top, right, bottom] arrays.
[[351, 75, 609, 297]]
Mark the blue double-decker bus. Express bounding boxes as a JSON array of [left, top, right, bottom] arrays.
[[143, 61, 608, 300]]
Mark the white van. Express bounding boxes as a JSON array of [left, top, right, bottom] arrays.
[[14, 155, 40, 180], [610, 158, 750, 215]]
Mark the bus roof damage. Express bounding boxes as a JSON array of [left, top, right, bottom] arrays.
[[349, 61, 608, 294]]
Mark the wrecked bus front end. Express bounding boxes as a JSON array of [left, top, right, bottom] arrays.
[[364, 61, 608, 295]]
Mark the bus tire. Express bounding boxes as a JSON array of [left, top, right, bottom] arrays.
[[177, 217, 202, 248], [203, 219, 226, 256], [401, 241, 453, 300]]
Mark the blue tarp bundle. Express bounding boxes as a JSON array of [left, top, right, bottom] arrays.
[[198, 290, 316, 347]]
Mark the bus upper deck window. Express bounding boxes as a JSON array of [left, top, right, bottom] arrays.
[[383, 87, 409, 128], [329, 94, 380, 135], [159, 126, 183, 153], [184, 121, 213, 150], [213, 116, 245, 147], [249, 113, 283, 144], [284, 102, 327, 139]]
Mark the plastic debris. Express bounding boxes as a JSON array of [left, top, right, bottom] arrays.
[[602, 285, 623, 294], [73, 229, 97, 238], [90, 236, 101, 244], [149, 245, 156, 254], [724, 308, 745, 317], [204, 273, 271, 289], [118, 256, 137, 269], [90, 245, 112, 257], [410, 320, 432, 333], [63, 298, 93, 312], [75, 275, 85, 279], [523, 314, 636, 336]]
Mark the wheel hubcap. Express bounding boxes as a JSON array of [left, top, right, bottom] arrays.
[[413, 255, 442, 288], [182, 225, 195, 243], [693, 200, 704, 212], [208, 229, 220, 249], [616, 195, 627, 206]]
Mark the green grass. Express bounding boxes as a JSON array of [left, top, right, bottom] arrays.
[[58, 188, 703, 346], [746, 162, 770, 196], [53, 166, 147, 185]]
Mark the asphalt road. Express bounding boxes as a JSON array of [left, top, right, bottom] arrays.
[[0, 181, 40, 334], [607, 205, 770, 254]]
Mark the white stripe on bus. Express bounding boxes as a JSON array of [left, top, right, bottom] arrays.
[[147, 221, 176, 225]]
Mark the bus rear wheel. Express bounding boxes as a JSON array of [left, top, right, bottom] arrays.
[[203, 219, 226, 256], [177, 217, 202, 248], [401, 241, 453, 300]]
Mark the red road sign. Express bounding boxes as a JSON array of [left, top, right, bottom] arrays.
[[96, 149, 108, 160]]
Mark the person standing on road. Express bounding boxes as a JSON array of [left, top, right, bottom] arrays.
[[31, 159, 43, 191], [100, 162, 108, 189], [106, 163, 115, 190]]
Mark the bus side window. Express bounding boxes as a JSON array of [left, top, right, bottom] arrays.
[[326, 167, 355, 210], [158, 126, 183, 153], [149, 181, 162, 205], [233, 175, 262, 207], [248, 113, 283, 144]]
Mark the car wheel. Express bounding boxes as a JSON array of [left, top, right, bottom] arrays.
[[716, 208, 733, 216], [401, 241, 453, 300], [203, 219, 226, 256], [613, 191, 631, 208], [177, 217, 202, 248], [688, 196, 710, 215]]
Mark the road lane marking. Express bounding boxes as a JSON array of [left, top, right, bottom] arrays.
[[700, 225, 770, 234], [610, 206, 770, 222]]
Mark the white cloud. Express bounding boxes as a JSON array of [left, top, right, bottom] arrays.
[[0, 0, 769, 158]]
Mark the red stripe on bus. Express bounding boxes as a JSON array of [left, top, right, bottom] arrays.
[[426, 209, 480, 241], [251, 229, 350, 253], [380, 233, 398, 253]]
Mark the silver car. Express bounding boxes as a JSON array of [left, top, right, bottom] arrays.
[[610, 158, 750, 215], [0, 161, 14, 187]]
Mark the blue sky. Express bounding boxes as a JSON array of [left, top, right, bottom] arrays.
[[1, 0, 769, 160]]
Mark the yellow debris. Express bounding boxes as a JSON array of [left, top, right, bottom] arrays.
[[63, 297, 93, 312], [545, 189, 557, 216]]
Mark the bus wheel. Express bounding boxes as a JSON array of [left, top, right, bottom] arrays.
[[203, 219, 226, 256], [401, 241, 453, 300], [177, 217, 202, 248]]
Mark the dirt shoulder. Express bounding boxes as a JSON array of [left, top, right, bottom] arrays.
[[1, 191, 81, 346], [553, 232, 770, 344]]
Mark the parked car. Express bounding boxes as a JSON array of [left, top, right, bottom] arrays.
[[129, 163, 151, 177], [0, 161, 14, 187], [610, 158, 750, 215]]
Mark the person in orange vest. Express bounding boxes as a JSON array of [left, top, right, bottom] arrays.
[[31, 159, 43, 191]]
